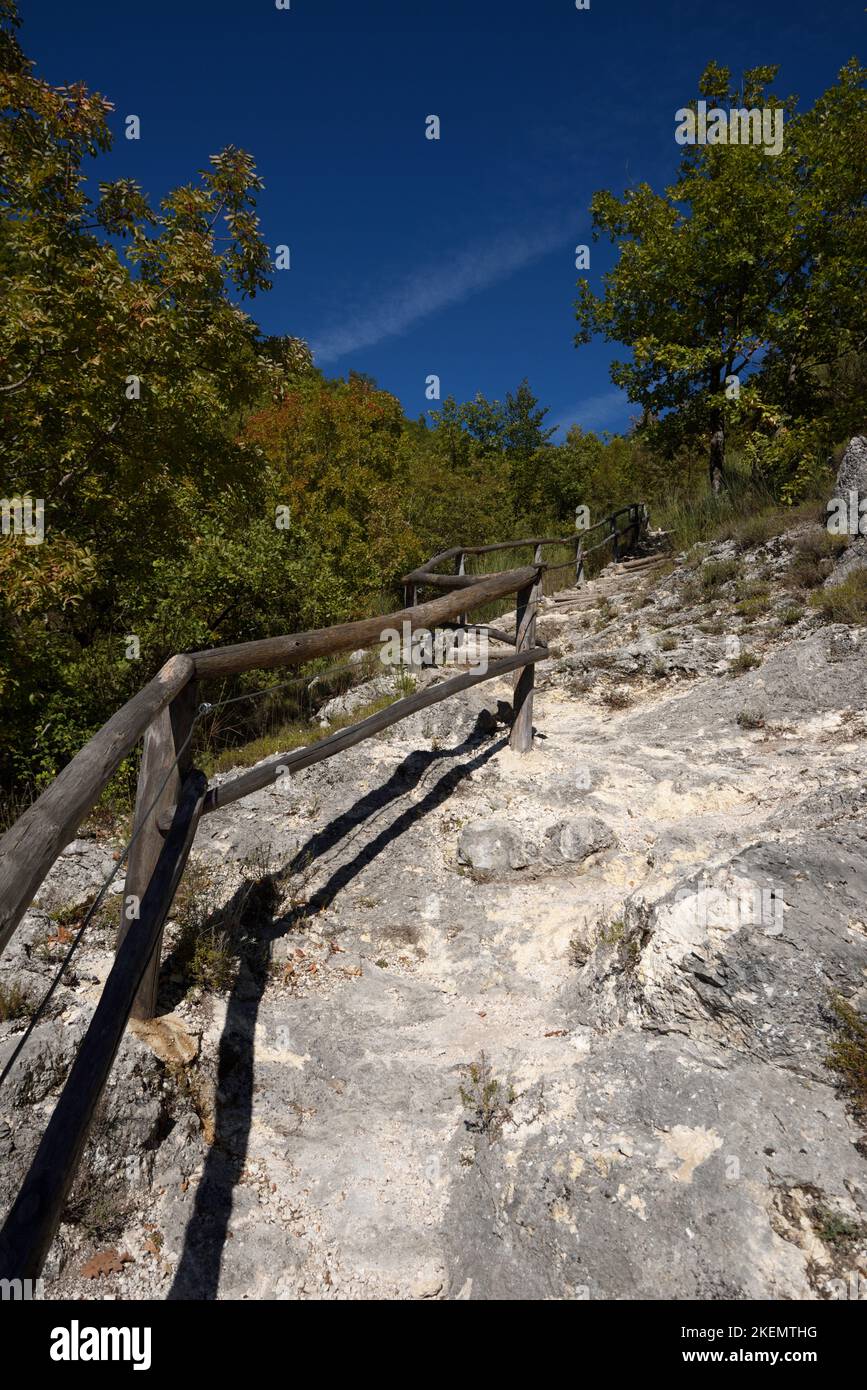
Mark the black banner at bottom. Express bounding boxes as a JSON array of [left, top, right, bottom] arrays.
[[0, 1295, 860, 1376]]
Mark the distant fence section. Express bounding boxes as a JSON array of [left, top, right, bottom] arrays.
[[0, 501, 647, 1280]]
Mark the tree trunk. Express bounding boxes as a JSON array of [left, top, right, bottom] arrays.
[[708, 373, 726, 494], [709, 425, 725, 495]]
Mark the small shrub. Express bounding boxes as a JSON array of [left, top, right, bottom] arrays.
[[787, 527, 848, 590], [599, 919, 625, 945], [659, 633, 678, 652], [683, 543, 710, 571], [814, 1208, 863, 1250], [63, 1104, 134, 1241], [649, 656, 667, 680], [730, 649, 761, 675], [65, 1182, 133, 1243], [392, 668, 417, 698], [169, 857, 276, 997], [0, 979, 34, 1022], [601, 686, 632, 709], [826, 993, 867, 1124], [735, 579, 770, 602], [781, 604, 804, 627], [568, 930, 590, 967], [628, 593, 645, 612], [175, 920, 235, 992], [594, 597, 615, 630], [701, 558, 740, 593], [459, 1052, 515, 1143], [809, 570, 867, 626], [737, 708, 766, 730], [730, 509, 788, 551], [735, 595, 771, 619]]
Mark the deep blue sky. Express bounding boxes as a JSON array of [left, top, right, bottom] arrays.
[[19, 0, 864, 439]]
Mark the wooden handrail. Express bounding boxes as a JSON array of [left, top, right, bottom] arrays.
[[152, 644, 549, 824], [0, 769, 207, 1281], [188, 566, 537, 679], [0, 510, 646, 962], [0, 569, 534, 958], [0, 501, 648, 1280], [404, 503, 646, 587], [0, 655, 195, 958]]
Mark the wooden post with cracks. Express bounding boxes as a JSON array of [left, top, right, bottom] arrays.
[[510, 550, 542, 753], [115, 677, 198, 1020]]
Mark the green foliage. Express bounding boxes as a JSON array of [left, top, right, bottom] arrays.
[[459, 1051, 515, 1143], [0, 977, 34, 1021], [575, 59, 867, 490], [1, 8, 865, 813], [742, 420, 835, 504], [826, 993, 867, 1125], [736, 708, 766, 730], [168, 858, 277, 997], [730, 649, 762, 674], [700, 558, 741, 592], [809, 570, 867, 625], [0, 2, 311, 790]]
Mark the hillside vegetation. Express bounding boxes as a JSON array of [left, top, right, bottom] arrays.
[[1, 0, 864, 813]]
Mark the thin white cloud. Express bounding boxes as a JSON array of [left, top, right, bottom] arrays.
[[551, 389, 630, 437], [310, 219, 573, 365]]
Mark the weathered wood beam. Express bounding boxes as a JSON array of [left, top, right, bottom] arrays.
[[0, 769, 207, 1281], [402, 572, 482, 590], [116, 679, 198, 1020], [0, 655, 195, 959], [510, 574, 539, 753], [200, 645, 549, 815], [402, 534, 581, 582], [189, 568, 538, 680]]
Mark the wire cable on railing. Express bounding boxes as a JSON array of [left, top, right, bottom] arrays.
[[0, 655, 370, 1091], [199, 656, 363, 715], [0, 529, 646, 1090], [0, 718, 203, 1092]]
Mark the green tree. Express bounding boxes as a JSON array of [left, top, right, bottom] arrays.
[[0, 0, 311, 789], [575, 60, 867, 493]]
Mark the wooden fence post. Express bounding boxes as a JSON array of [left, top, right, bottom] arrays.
[[575, 536, 585, 587], [0, 769, 207, 1281], [455, 553, 466, 629], [510, 562, 541, 753], [116, 678, 198, 1020], [611, 515, 620, 563]]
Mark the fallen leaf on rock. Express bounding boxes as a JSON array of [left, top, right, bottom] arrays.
[[80, 1248, 133, 1279], [47, 925, 75, 946]]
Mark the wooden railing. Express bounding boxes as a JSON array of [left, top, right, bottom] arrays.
[[401, 502, 648, 598], [0, 502, 647, 1280]]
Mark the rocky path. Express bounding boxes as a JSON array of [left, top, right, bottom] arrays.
[[3, 527, 867, 1300]]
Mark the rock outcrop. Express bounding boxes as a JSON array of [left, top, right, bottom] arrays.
[[836, 435, 867, 498]]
